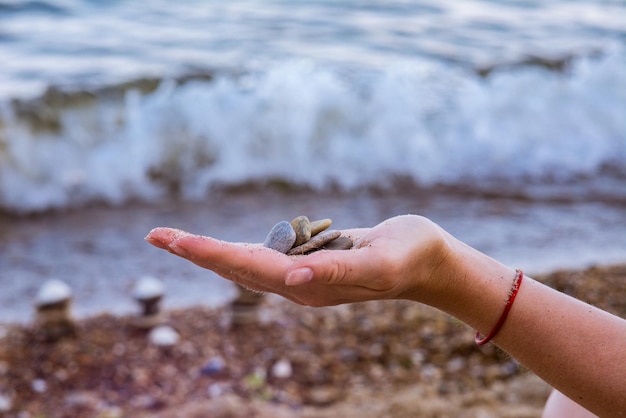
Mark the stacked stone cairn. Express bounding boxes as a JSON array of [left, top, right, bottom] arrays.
[[34, 279, 76, 341], [231, 216, 353, 325], [131, 275, 166, 330]]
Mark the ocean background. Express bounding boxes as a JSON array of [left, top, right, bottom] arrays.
[[0, 0, 625, 323]]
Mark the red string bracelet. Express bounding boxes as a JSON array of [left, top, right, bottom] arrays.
[[475, 269, 524, 346]]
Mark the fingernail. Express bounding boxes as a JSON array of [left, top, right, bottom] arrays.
[[286, 267, 313, 286], [169, 243, 191, 258], [145, 236, 168, 250]]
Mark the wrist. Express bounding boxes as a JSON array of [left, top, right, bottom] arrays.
[[398, 222, 456, 306], [405, 229, 517, 334]]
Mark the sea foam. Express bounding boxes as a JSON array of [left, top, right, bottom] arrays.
[[0, 47, 624, 213]]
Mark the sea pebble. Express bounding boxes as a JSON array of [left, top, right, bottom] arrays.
[[310, 218, 332, 236], [36, 279, 72, 306], [0, 393, 11, 412], [98, 407, 124, 418], [305, 386, 342, 406], [290, 215, 311, 246], [31, 378, 47, 393], [207, 383, 225, 398], [271, 358, 293, 379], [263, 221, 296, 253], [201, 356, 226, 377], [287, 230, 342, 255], [148, 325, 180, 347], [323, 235, 353, 251], [64, 391, 101, 410]]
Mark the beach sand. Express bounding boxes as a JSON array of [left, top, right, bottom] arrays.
[[1, 264, 624, 417]]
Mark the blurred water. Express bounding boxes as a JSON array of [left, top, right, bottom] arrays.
[[1, 0, 624, 98], [1, 191, 625, 323], [1, 0, 625, 212], [1, 49, 625, 212]]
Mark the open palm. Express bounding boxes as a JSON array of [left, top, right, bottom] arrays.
[[146, 215, 447, 307]]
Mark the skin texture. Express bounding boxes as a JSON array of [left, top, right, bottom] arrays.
[[146, 215, 626, 417]]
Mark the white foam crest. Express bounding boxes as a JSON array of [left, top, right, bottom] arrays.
[[450, 47, 626, 182], [0, 48, 624, 212], [158, 52, 626, 192], [0, 96, 163, 211]]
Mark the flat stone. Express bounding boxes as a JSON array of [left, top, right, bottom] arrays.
[[290, 215, 311, 246], [232, 286, 265, 306], [323, 235, 353, 251], [200, 356, 226, 377], [305, 385, 343, 406], [271, 358, 293, 379], [310, 218, 332, 236], [287, 230, 341, 255], [263, 221, 296, 253], [231, 305, 260, 325]]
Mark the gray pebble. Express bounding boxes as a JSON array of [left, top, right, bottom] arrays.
[[287, 230, 341, 255], [290, 215, 312, 247], [323, 235, 353, 251], [263, 221, 297, 253]]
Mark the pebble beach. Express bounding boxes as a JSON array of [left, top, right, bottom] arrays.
[[1, 263, 624, 417], [2, 189, 625, 323]]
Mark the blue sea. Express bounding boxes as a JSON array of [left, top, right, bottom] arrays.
[[0, 0, 625, 322]]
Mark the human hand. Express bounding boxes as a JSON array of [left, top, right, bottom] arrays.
[[145, 215, 450, 307]]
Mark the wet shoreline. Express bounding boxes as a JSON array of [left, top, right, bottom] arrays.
[[1, 189, 625, 324]]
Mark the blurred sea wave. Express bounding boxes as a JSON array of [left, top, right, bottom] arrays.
[[1, 47, 625, 213], [1, 0, 625, 213]]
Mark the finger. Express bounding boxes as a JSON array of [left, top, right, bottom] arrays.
[[170, 234, 293, 289], [145, 227, 192, 250], [146, 228, 311, 303]]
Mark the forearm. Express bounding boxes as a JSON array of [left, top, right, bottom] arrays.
[[425, 234, 626, 417]]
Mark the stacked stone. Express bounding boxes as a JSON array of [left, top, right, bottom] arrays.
[[34, 279, 76, 341], [231, 286, 265, 326], [130, 276, 166, 330], [264, 216, 353, 256]]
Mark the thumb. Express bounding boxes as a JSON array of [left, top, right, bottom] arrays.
[[285, 246, 389, 289]]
